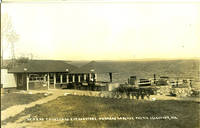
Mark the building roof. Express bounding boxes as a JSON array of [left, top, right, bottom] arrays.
[[8, 60, 78, 73], [73, 61, 115, 73]]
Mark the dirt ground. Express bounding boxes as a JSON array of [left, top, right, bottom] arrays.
[[1, 89, 199, 128], [1, 89, 63, 121], [1, 89, 77, 128]]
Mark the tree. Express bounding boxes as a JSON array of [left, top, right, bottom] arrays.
[[1, 13, 19, 67], [16, 57, 29, 64], [6, 56, 29, 69]]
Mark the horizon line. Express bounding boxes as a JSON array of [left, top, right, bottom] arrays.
[[3, 57, 200, 62]]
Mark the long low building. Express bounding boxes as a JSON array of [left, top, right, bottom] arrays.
[[2, 60, 115, 91]]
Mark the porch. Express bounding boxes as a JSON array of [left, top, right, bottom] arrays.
[[16, 72, 102, 91]]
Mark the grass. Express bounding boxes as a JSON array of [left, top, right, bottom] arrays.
[[1, 92, 46, 110], [3, 95, 200, 128]]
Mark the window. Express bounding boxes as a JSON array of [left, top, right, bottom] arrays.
[[29, 74, 45, 82]]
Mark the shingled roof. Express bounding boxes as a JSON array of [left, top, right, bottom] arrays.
[[8, 60, 78, 73], [73, 61, 115, 73]]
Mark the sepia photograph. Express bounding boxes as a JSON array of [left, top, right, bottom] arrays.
[[1, 0, 200, 128]]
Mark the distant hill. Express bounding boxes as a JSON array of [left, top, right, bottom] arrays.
[[70, 59, 200, 83]]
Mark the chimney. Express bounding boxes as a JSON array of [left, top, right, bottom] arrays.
[[109, 72, 112, 83]]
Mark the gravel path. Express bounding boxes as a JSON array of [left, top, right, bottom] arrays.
[[1, 90, 63, 121]]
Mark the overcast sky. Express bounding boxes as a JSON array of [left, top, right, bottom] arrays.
[[2, 1, 200, 60]]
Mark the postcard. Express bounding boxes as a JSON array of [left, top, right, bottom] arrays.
[[1, 0, 200, 128]]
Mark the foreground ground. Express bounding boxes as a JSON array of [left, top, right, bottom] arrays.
[[1, 92, 46, 110], [2, 91, 200, 128]]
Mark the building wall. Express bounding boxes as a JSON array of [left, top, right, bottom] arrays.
[[108, 83, 120, 91], [96, 73, 110, 82], [1, 69, 17, 88]]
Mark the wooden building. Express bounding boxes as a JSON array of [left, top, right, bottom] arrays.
[[8, 60, 77, 90], [7, 60, 115, 91]]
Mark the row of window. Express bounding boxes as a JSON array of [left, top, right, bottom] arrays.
[[28, 73, 97, 83]]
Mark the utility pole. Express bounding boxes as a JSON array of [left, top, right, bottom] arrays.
[[1, 45, 3, 67], [198, 60, 200, 81], [0, 4, 2, 68], [11, 41, 15, 67]]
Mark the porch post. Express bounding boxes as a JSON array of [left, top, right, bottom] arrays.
[[78, 74, 81, 83], [47, 73, 50, 90], [89, 73, 92, 81], [26, 74, 29, 91], [66, 74, 69, 83], [60, 74, 63, 83], [44, 75, 46, 83], [95, 73, 97, 81], [72, 74, 75, 83], [54, 73, 56, 88], [84, 74, 86, 81]]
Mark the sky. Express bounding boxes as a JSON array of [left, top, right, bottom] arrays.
[[1, 1, 200, 60]]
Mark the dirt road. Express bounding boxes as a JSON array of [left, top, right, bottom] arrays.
[[1, 89, 64, 121]]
